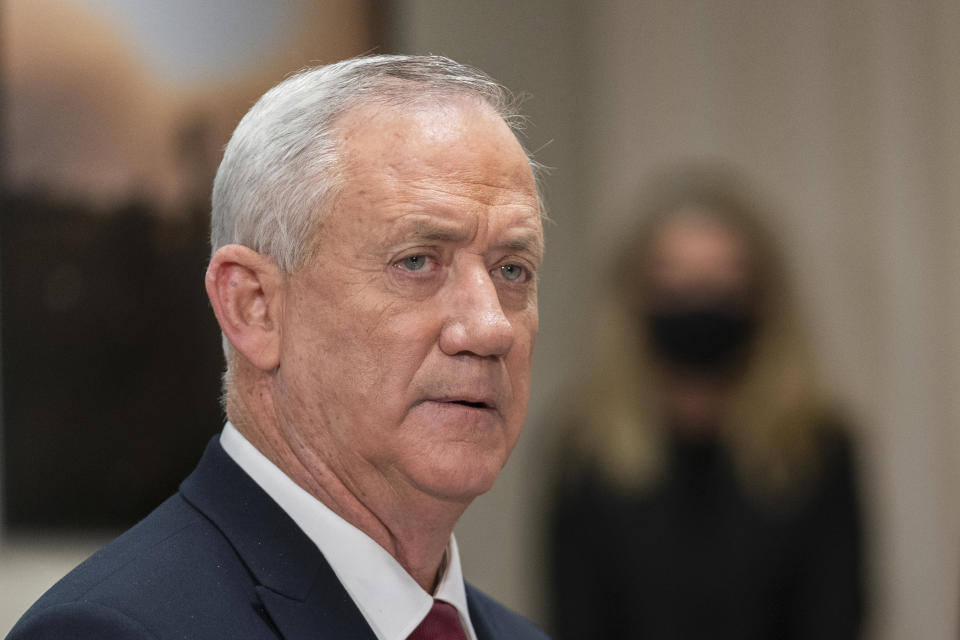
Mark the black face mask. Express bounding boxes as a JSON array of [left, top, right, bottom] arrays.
[[645, 307, 757, 374]]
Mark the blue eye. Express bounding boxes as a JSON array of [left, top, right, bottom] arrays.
[[500, 264, 525, 281], [402, 255, 428, 271]]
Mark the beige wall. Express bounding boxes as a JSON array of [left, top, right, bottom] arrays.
[[394, 2, 960, 638]]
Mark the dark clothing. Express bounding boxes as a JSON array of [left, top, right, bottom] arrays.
[[9, 438, 548, 640], [548, 429, 864, 640]]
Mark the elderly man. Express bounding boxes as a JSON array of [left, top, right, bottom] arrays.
[[9, 55, 547, 640]]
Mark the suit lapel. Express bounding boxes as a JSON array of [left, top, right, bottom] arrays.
[[255, 574, 376, 640], [180, 438, 377, 640]]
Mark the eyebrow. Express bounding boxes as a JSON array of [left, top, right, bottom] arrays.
[[406, 221, 468, 244], [501, 233, 545, 264], [395, 218, 544, 265]]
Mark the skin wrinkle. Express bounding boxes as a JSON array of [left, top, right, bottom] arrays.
[[384, 215, 541, 269], [214, 97, 541, 590]]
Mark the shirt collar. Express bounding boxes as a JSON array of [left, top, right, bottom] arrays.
[[219, 423, 477, 640]]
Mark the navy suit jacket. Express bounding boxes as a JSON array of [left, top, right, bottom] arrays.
[[8, 438, 548, 640]]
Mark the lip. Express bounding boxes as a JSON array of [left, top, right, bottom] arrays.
[[415, 395, 499, 412]]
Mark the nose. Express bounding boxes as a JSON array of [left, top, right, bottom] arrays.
[[438, 262, 514, 358]]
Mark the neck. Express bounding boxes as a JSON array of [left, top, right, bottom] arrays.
[[226, 372, 465, 592]]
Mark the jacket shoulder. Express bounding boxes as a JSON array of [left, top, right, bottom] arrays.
[[8, 494, 274, 639], [7, 600, 159, 640], [466, 584, 550, 640]]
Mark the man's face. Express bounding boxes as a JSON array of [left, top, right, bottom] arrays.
[[272, 98, 542, 505]]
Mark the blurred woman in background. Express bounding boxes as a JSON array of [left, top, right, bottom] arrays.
[[547, 167, 865, 639]]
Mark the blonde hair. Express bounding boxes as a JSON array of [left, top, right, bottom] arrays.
[[567, 166, 833, 509]]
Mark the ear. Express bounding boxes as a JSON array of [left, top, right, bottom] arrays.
[[205, 244, 283, 372]]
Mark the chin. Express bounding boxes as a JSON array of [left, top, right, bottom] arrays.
[[411, 451, 504, 502]]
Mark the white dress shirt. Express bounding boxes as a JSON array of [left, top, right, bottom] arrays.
[[220, 423, 478, 640]]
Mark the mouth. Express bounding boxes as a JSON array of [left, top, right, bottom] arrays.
[[447, 399, 491, 409], [418, 396, 497, 412]]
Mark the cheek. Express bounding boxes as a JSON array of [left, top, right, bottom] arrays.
[[278, 300, 384, 418], [504, 315, 537, 416], [329, 306, 443, 415], [510, 307, 539, 364], [380, 305, 443, 356]]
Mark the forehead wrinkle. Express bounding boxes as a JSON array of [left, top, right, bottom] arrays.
[[403, 218, 471, 244], [400, 177, 535, 211]]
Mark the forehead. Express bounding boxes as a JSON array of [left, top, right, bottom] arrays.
[[646, 210, 753, 295], [320, 98, 542, 252], [334, 98, 537, 199]]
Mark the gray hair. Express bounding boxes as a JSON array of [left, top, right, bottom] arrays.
[[210, 54, 540, 273]]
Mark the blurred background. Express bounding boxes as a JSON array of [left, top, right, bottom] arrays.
[[1, 0, 957, 638]]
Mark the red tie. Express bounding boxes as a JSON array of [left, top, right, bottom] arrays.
[[408, 600, 468, 640]]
